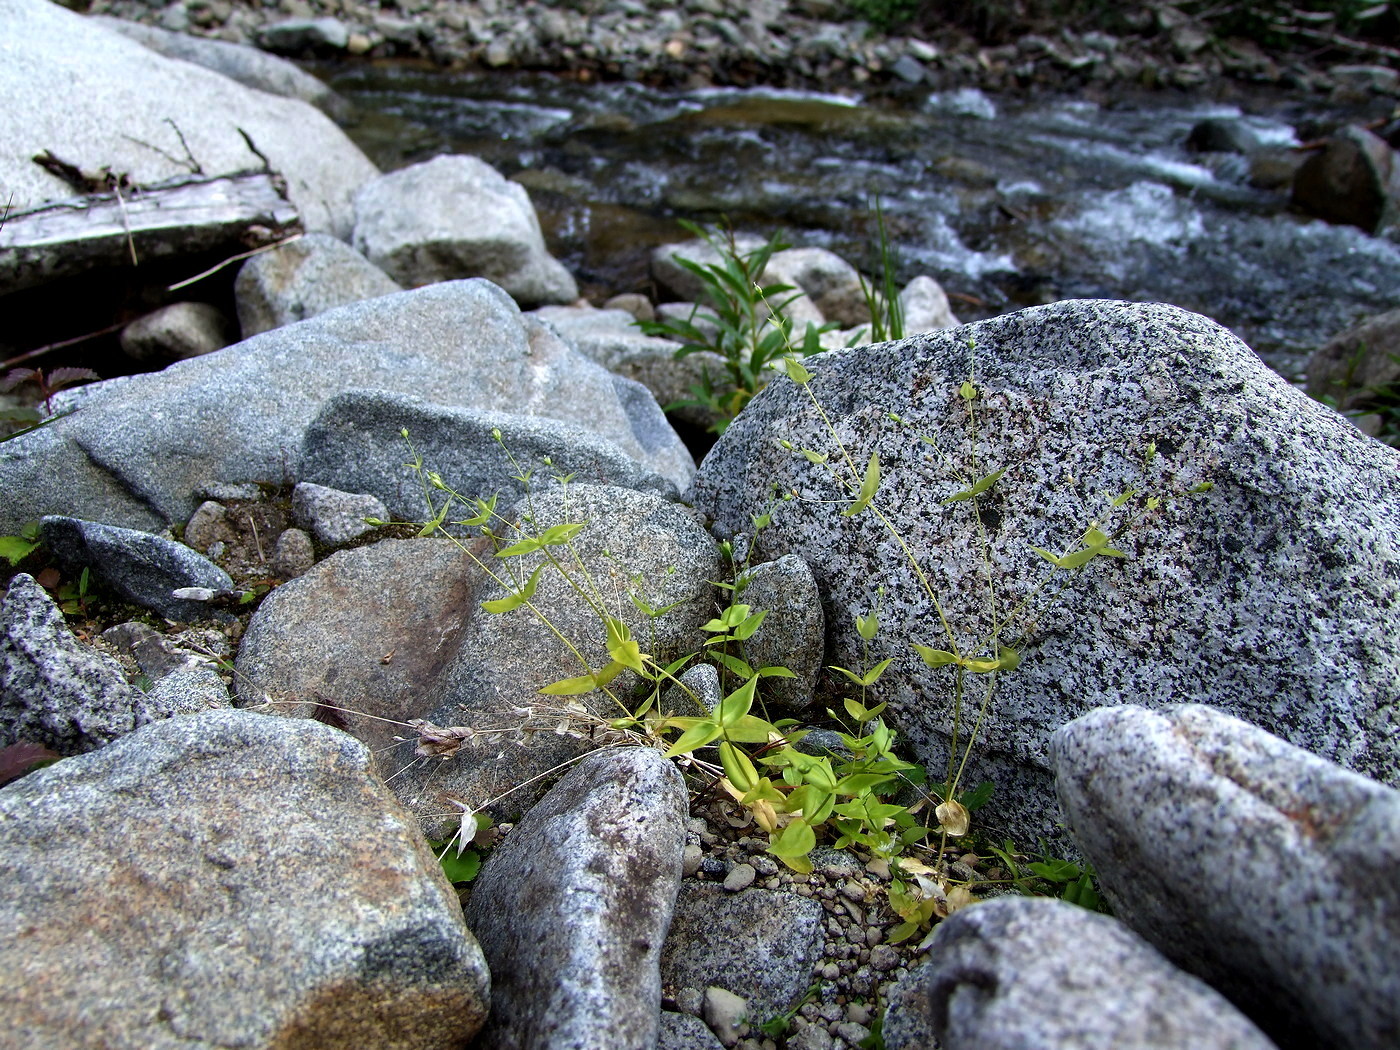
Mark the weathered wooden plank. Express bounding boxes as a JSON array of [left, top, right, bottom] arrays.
[[0, 172, 302, 293]]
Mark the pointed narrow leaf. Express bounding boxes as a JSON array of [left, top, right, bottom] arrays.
[[717, 675, 758, 728], [664, 719, 723, 757], [539, 522, 586, 546], [711, 651, 757, 679], [540, 672, 600, 696], [480, 565, 543, 613], [913, 645, 958, 668], [842, 451, 881, 517], [723, 714, 780, 743], [769, 817, 816, 859], [495, 535, 543, 557], [943, 467, 1006, 504]]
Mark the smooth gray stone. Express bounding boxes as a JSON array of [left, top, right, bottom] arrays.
[[1, 280, 690, 534], [352, 154, 578, 306], [465, 747, 688, 1050], [235, 538, 484, 758], [290, 481, 387, 547], [256, 15, 351, 53], [298, 390, 680, 523], [886, 896, 1277, 1050], [660, 883, 826, 1023], [119, 301, 235, 362], [0, 0, 376, 238], [385, 484, 721, 839], [89, 15, 351, 118], [736, 554, 824, 710], [1, 574, 152, 755], [687, 299, 1400, 849], [0, 708, 489, 1050], [40, 516, 234, 622], [235, 233, 401, 336], [1053, 703, 1400, 1050]]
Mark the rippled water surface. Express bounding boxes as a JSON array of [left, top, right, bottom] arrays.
[[330, 67, 1400, 377]]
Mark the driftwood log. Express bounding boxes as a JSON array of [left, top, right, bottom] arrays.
[[0, 170, 302, 293]]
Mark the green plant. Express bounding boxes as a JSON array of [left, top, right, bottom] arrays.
[[639, 221, 829, 435], [757, 982, 820, 1039], [1313, 343, 1400, 448], [846, 0, 919, 33], [858, 198, 904, 345], [0, 366, 99, 440], [0, 522, 40, 567]]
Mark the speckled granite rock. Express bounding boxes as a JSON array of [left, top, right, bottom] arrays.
[[885, 895, 1277, 1050], [661, 883, 826, 1022], [1053, 704, 1400, 1050], [290, 481, 387, 547], [0, 708, 489, 1050], [687, 299, 1400, 847], [1, 574, 152, 755], [735, 554, 824, 710], [465, 747, 687, 1050]]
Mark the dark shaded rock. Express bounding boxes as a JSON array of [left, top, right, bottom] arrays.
[[1292, 125, 1400, 234]]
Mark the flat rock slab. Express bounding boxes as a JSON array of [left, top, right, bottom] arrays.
[[0, 0, 376, 237], [688, 299, 1400, 847], [0, 708, 489, 1050], [465, 746, 688, 1050], [1053, 703, 1400, 1050], [0, 279, 689, 534], [885, 896, 1276, 1050], [235, 538, 485, 756], [661, 883, 826, 1023], [299, 390, 681, 523]]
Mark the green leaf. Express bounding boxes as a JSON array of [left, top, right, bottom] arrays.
[[724, 714, 779, 743], [540, 672, 602, 696], [1110, 488, 1137, 508], [756, 665, 796, 679], [481, 565, 542, 613], [605, 617, 646, 673], [719, 741, 758, 792], [539, 522, 586, 546], [495, 535, 543, 557], [782, 356, 814, 384], [834, 772, 895, 795], [959, 380, 978, 401], [855, 609, 880, 641], [769, 817, 816, 859], [1029, 859, 1082, 883], [913, 645, 958, 668], [436, 847, 481, 884], [841, 451, 881, 517], [799, 448, 828, 464], [959, 780, 996, 812], [0, 536, 39, 566], [843, 695, 889, 720], [717, 675, 758, 728], [730, 609, 768, 641], [711, 651, 757, 679], [943, 466, 1006, 504], [664, 719, 723, 757]]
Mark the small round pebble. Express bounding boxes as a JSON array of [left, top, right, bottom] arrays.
[[723, 862, 756, 892]]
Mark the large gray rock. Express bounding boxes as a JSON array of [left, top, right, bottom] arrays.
[[765, 246, 870, 328], [40, 515, 234, 622], [235, 538, 485, 757], [465, 746, 688, 1050], [89, 15, 351, 119], [530, 305, 728, 429], [235, 232, 402, 336], [119, 301, 236, 362], [1, 574, 153, 755], [687, 299, 1400, 847], [299, 391, 684, 523], [0, 0, 377, 238], [1053, 704, 1400, 1050], [660, 884, 826, 1023], [386, 484, 721, 838], [290, 481, 387, 547], [0, 280, 690, 534], [885, 896, 1277, 1050], [0, 708, 490, 1050], [651, 232, 768, 303], [735, 554, 825, 710], [352, 154, 578, 306]]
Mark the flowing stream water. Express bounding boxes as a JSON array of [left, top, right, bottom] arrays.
[[329, 65, 1400, 380]]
